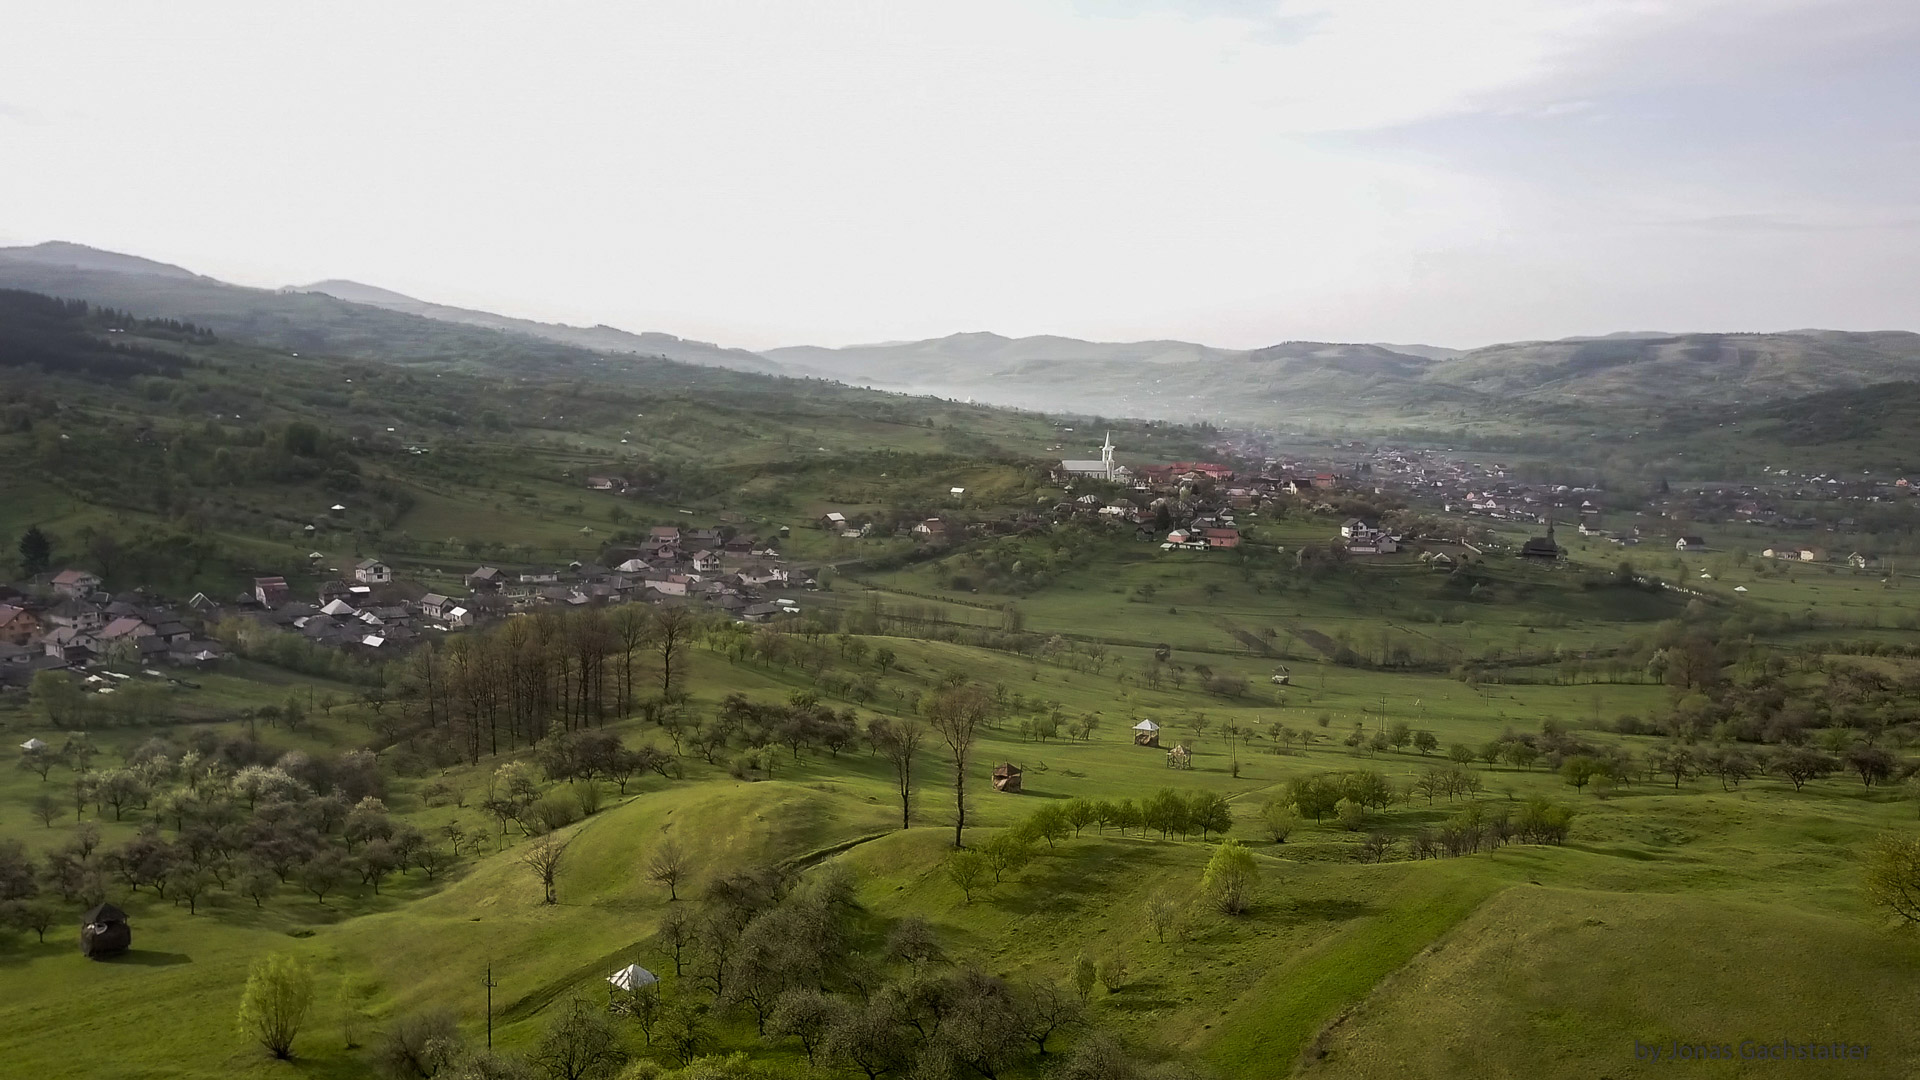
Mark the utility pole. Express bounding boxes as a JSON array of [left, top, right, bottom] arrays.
[[483, 965, 498, 1049]]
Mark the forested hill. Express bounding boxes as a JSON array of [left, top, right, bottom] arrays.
[[10, 241, 1920, 427], [0, 289, 211, 381], [0, 243, 777, 383], [289, 278, 784, 376]]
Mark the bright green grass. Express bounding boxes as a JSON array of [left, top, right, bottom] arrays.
[[2, 635, 1917, 1078]]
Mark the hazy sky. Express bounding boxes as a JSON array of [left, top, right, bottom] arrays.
[[4, 0, 1917, 350]]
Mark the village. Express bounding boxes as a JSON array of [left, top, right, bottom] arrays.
[[0, 521, 823, 696], [6, 428, 1910, 702]]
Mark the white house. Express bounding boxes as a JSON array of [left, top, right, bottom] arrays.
[[354, 559, 392, 585]]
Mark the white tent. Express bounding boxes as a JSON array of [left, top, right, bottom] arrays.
[[608, 964, 658, 992], [20, 738, 48, 751], [1132, 719, 1160, 732]]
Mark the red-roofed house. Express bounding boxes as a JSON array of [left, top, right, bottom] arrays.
[[254, 577, 291, 608]]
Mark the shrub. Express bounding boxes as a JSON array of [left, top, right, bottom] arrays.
[[1200, 839, 1258, 915], [533, 791, 582, 832]]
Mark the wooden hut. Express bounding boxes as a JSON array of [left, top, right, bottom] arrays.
[[80, 902, 130, 959], [991, 763, 1023, 793], [1166, 744, 1192, 770], [1132, 719, 1161, 747]]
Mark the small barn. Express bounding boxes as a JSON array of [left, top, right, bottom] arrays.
[[80, 902, 131, 959], [991, 763, 1023, 793], [1166, 744, 1192, 769], [1133, 719, 1161, 747], [608, 964, 658, 992]]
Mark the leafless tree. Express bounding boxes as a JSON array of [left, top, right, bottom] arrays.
[[926, 684, 992, 848], [651, 607, 695, 700], [520, 835, 570, 904], [871, 717, 927, 830], [647, 838, 689, 900]]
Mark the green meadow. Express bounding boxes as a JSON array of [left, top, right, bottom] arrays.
[[4, 611, 1918, 1078]]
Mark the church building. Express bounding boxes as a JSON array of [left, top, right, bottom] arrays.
[[1057, 432, 1131, 483]]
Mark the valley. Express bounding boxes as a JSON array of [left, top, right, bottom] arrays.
[[3, 246, 1920, 1080]]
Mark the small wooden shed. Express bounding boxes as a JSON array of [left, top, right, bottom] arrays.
[[991, 763, 1023, 793], [1132, 719, 1161, 747], [80, 902, 131, 959]]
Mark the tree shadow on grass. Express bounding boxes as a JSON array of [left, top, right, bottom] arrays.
[[0, 940, 66, 967], [1565, 842, 1657, 861], [108, 949, 193, 967], [1272, 898, 1374, 926], [1099, 978, 1181, 1012]]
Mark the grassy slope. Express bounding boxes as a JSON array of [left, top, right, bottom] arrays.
[[5, 629, 1917, 1077]]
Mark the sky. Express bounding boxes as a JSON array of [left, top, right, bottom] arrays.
[[3, 0, 1917, 351]]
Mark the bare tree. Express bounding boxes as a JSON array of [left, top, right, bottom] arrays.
[[611, 606, 650, 717], [521, 835, 571, 905], [651, 607, 695, 700], [926, 684, 992, 848], [1015, 979, 1084, 1054], [530, 996, 627, 1080], [656, 905, 696, 976], [872, 717, 927, 830], [647, 838, 689, 900]]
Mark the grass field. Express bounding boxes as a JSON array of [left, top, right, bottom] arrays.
[[5, 621, 1919, 1078]]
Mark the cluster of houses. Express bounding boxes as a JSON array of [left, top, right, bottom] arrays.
[[0, 570, 226, 690], [0, 525, 821, 689]]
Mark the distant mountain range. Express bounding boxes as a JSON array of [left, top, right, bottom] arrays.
[[290, 278, 781, 375], [5, 240, 1919, 424]]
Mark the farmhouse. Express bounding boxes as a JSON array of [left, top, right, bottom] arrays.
[[0, 604, 41, 645], [51, 569, 102, 597], [354, 559, 393, 584]]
